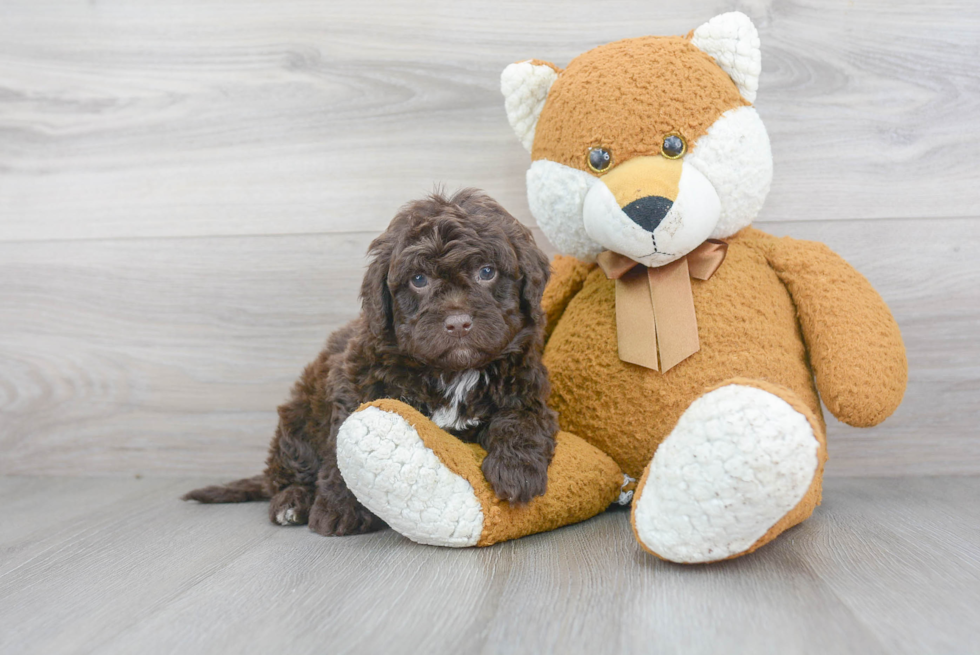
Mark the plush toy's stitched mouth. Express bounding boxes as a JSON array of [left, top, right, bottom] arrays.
[[581, 158, 722, 268], [582, 156, 721, 267], [637, 234, 674, 259]]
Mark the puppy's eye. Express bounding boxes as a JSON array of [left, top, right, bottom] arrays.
[[661, 134, 686, 159], [587, 147, 612, 174], [410, 273, 428, 289], [477, 266, 496, 281]]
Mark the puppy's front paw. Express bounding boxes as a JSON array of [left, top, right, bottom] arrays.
[[308, 498, 383, 537], [482, 451, 548, 505], [268, 485, 312, 526]]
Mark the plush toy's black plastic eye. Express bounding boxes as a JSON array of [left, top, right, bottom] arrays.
[[662, 134, 686, 159], [587, 147, 613, 173], [410, 273, 428, 288], [477, 266, 496, 281]]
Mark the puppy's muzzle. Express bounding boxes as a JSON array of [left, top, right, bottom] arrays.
[[444, 313, 473, 336]]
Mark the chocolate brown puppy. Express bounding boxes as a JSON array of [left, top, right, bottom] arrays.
[[184, 189, 558, 536]]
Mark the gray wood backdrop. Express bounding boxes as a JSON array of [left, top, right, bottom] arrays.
[[1, 0, 978, 478]]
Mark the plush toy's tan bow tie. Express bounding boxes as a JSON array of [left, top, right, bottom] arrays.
[[597, 239, 728, 372]]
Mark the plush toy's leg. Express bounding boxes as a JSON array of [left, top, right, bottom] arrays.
[[631, 378, 827, 564], [335, 399, 624, 547]]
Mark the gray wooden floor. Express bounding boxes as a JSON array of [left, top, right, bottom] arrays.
[[1, 475, 978, 655]]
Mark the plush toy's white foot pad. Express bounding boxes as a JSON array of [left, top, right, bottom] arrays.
[[633, 385, 819, 563], [336, 406, 484, 547]]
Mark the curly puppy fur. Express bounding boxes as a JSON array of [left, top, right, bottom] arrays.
[[184, 189, 559, 536]]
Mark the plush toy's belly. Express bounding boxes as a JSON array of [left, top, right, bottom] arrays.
[[543, 239, 822, 479]]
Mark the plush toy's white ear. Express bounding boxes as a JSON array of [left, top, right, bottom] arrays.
[[501, 60, 559, 152], [691, 12, 762, 103]]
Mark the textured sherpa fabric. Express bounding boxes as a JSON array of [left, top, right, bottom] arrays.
[[501, 60, 560, 153], [526, 160, 605, 263], [690, 12, 762, 102], [530, 35, 748, 172], [343, 399, 624, 547], [688, 105, 772, 239], [631, 378, 828, 563], [336, 405, 485, 546]]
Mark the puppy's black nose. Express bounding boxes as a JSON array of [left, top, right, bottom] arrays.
[[622, 195, 673, 233], [444, 314, 473, 335]]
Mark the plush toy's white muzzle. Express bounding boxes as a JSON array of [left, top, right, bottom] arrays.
[[583, 158, 721, 267], [524, 105, 773, 265]]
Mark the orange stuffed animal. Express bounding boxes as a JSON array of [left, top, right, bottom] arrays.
[[334, 12, 907, 562]]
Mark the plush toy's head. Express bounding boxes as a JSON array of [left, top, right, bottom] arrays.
[[501, 12, 772, 267]]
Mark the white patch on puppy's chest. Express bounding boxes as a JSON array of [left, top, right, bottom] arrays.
[[431, 369, 484, 431]]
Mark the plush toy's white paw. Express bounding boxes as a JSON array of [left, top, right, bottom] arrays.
[[632, 384, 819, 563], [335, 407, 484, 547]]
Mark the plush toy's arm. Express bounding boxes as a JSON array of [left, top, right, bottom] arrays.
[[767, 237, 907, 427], [541, 255, 595, 341]]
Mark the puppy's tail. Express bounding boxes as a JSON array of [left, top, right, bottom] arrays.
[[182, 474, 271, 503]]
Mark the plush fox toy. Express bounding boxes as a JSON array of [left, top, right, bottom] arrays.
[[334, 12, 908, 562]]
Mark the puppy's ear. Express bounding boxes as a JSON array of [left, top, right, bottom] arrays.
[[511, 222, 551, 328], [360, 230, 396, 339]]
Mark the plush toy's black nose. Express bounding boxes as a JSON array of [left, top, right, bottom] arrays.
[[622, 196, 673, 233], [444, 314, 473, 335]]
